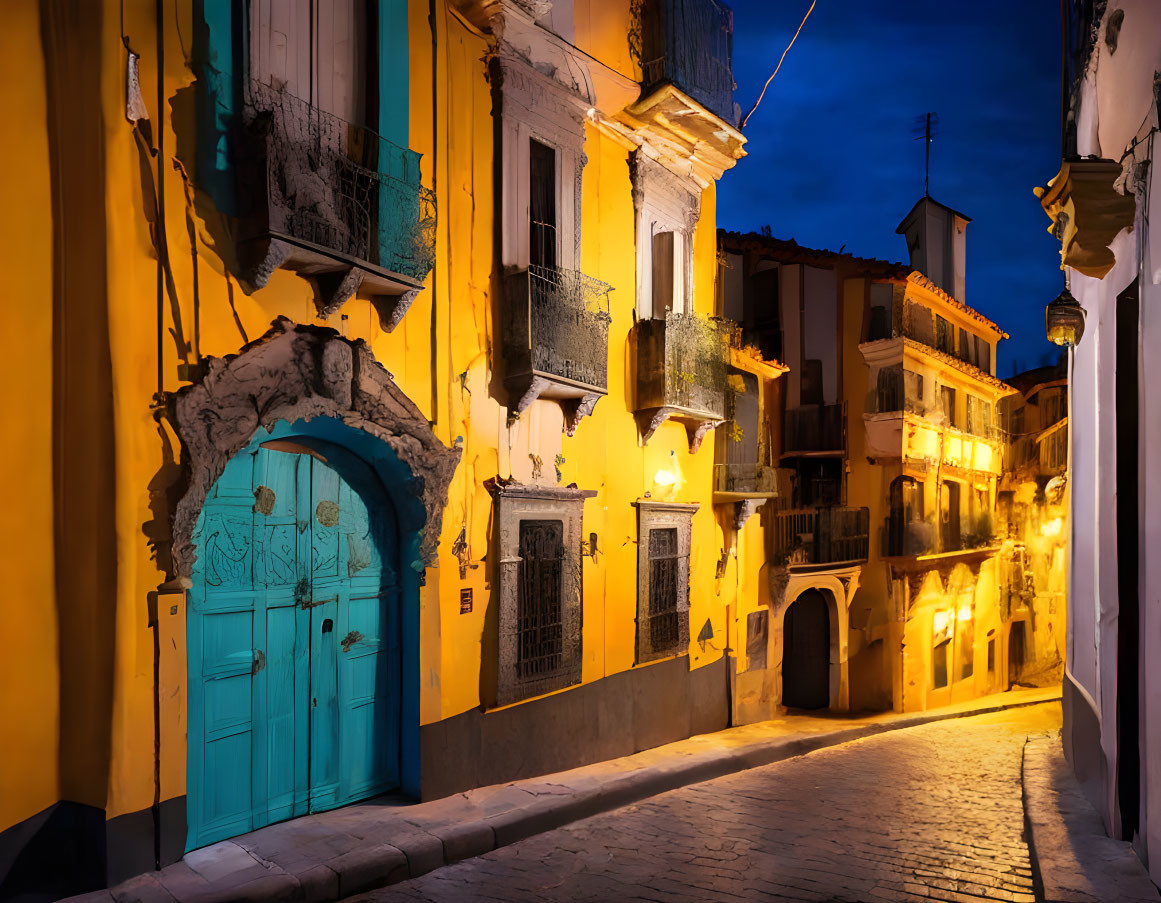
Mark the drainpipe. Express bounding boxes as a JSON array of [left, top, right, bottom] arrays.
[[152, 0, 165, 872]]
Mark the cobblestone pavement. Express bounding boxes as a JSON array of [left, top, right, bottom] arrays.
[[351, 705, 1062, 903]]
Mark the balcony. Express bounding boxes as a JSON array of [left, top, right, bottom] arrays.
[[502, 265, 613, 434], [772, 506, 870, 568], [713, 463, 777, 529], [235, 81, 435, 330], [882, 513, 997, 559], [638, 0, 736, 124], [635, 312, 731, 452], [783, 404, 845, 456]]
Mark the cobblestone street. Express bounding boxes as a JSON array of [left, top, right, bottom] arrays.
[[351, 705, 1061, 903]]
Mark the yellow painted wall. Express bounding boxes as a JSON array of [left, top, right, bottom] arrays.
[[0, 0, 61, 833], [0, 0, 749, 838]]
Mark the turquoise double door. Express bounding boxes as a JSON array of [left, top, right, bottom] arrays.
[[188, 442, 399, 851]]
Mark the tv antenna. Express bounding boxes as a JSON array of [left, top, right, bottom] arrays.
[[913, 112, 939, 197]]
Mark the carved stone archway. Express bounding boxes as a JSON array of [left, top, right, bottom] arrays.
[[166, 317, 460, 579]]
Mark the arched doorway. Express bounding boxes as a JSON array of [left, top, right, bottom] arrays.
[[186, 432, 401, 851], [782, 589, 831, 709]]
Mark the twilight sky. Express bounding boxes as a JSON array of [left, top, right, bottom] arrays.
[[717, 0, 1064, 377]]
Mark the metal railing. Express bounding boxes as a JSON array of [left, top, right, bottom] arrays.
[[503, 265, 612, 391], [635, 311, 731, 418], [784, 404, 845, 454], [638, 0, 736, 123], [713, 463, 776, 494], [242, 80, 435, 281], [883, 513, 996, 557], [772, 506, 870, 566]]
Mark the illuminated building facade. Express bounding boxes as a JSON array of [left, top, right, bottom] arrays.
[[0, 0, 773, 893]]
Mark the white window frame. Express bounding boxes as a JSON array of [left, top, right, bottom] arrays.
[[495, 57, 587, 273], [631, 151, 700, 319]]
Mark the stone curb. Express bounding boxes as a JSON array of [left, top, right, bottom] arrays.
[[69, 691, 1060, 903]]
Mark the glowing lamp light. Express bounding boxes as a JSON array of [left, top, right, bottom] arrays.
[[1041, 517, 1063, 538], [653, 469, 677, 487], [1046, 289, 1085, 346], [957, 605, 972, 622]]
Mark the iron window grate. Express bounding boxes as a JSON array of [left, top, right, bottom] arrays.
[[517, 520, 565, 679], [647, 528, 681, 652]]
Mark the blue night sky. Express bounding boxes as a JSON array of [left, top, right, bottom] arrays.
[[718, 0, 1064, 377]]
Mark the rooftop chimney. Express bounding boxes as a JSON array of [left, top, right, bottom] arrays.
[[895, 197, 970, 301]]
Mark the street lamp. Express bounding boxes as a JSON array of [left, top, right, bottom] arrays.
[[1046, 286, 1085, 347]]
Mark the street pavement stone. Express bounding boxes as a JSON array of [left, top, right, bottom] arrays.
[[351, 706, 1062, 903]]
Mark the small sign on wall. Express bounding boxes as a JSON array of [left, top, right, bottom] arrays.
[[460, 588, 473, 614]]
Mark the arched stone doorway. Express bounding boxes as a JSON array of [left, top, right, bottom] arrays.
[[164, 319, 459, 850], [782, 589, 832, 709]]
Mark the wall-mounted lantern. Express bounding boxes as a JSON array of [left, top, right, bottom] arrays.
[[1046, 288, 1085, 346]]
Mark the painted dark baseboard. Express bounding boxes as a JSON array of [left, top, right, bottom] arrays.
[[0, 801, 106, 902], [420, 655, 728, 801]]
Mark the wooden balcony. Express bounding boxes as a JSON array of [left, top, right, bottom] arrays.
[[772, 506, 870, 568], [502, 265, 613, 434]]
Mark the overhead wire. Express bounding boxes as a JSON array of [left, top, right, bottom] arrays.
[[740, 0, 817, 130]]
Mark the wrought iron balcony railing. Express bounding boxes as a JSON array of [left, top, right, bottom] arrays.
[[772, 506, 870, 566], [783, 403, 845, 455], [713, 463, 776, 495], [637, 0, 737, 124], [236, 81, 435, 325], [635, 312, 732, 450], [882, 513, 996, 558], [502, 265, 612, 434]]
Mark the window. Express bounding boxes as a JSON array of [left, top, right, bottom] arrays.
[[647, 529, 680, 650], [495, 57, 586, 272], [959, 329, 971, 364], [492, 484, 594, 705], [749, 268, 782, 360], [529, 139, 557, 270], [652, 231, 676, 317], [935, 316, 954, 354], [933, 606, 952, 689], [631, 151, 699, 318], [517, 521, 564, 679], [940, 385, 956, 427], [876, 367, 902, 413], [940, 480, 961, 551], [635, 501, 697, 663], [975, 335, 990, 373], [250, 0, 370, 126], [868, 283, 894, 341]]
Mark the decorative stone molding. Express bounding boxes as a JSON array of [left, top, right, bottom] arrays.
[[634, 500, 698, 664], [488, 482, 595, 705], [166, 318, 460, 579], [733, 498, 766, 531]]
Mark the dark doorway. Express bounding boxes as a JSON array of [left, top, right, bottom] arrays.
[[1116, 278, 1140, 841], [782, 589, 831, 709], [1008, 620, 1026, 687]]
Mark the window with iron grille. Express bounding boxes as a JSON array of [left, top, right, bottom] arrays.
[[647, 529, 680, 651], [492, 485, 593, 706], [517, 520, 565, 679], [635, 501, 696, 663]]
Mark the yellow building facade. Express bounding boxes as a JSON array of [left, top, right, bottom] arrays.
[[0, 0, 775, 892], [719, 197, 1062, 719]]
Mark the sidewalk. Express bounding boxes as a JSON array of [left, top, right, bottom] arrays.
[[71, 687, 1060, 903], [1023, 731, 1160, 903]]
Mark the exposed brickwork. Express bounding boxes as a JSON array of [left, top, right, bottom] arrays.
[[356, 707, 1059, 903]]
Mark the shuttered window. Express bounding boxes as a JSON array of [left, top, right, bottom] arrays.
[[529, 139, 557, 270]]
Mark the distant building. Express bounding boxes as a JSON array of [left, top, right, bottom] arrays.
[[997, 360, 1069, 690], [719, 195, 1063, 717], [1038, 0, 1161, 881]]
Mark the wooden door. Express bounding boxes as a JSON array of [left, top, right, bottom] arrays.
[[782, 589, 830, 710], [188, 443, 398, 851]]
